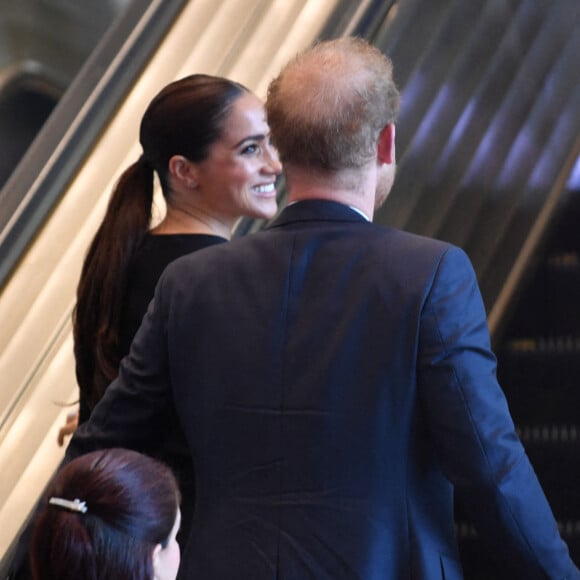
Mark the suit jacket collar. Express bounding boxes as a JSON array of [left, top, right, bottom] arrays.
[[269, 200, 368, 229]]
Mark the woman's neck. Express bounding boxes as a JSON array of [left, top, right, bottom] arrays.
[[151, 205, 233, 239]]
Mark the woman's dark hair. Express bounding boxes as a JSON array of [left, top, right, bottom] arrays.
[[30, 448, 180, 580], [74, 74, 249, 412]]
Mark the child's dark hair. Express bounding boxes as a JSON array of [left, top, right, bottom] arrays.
[[30, 448, 181, 580]]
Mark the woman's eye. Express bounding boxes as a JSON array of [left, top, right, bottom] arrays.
[[242, 143, 259, 155]]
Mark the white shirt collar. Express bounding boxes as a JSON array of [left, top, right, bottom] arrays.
[[348, 205, 371, 222]]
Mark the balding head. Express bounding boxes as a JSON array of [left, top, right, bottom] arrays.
[[266, 37, 400, 172]]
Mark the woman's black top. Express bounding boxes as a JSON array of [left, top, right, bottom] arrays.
[[79, 232, 226, 549]]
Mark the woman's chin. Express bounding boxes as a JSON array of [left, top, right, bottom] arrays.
[[249, 197, 278, 219]]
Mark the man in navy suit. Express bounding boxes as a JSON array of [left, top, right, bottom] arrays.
[[64, 37, 578, 578]]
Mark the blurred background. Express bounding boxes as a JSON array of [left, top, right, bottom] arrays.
[[1, 1, 579, 577]]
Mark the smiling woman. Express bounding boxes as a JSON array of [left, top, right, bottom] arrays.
[[69, 73, 281, 552], [183, 91, 280, 227]]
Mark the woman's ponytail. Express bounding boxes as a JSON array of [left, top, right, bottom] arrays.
[[73, 156, 154, 413]]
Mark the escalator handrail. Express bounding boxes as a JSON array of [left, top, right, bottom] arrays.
[[0, 0, 187, 291]]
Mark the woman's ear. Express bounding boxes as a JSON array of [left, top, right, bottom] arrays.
[[168, 155, 198, 189], [152, 544, 162, 580], [377, 123, 396, 165]]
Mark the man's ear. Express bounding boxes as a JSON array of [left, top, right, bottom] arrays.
[[377, 124, 395, 165], [169, 155, 198, 189]]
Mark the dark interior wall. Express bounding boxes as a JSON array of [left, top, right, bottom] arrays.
[[0, 0, 131, 188]]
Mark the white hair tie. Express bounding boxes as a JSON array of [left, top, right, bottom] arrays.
[[48, 497, 88, 514]]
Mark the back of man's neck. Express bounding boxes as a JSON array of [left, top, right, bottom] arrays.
[[284, 164, 376, 220], [286, 183, 373, 222]]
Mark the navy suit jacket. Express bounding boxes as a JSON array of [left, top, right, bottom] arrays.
[[67, 200, 578, 579]]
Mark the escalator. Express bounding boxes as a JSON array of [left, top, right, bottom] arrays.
[[1, 0, 580, 576], [0, 0, 187, 561]]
